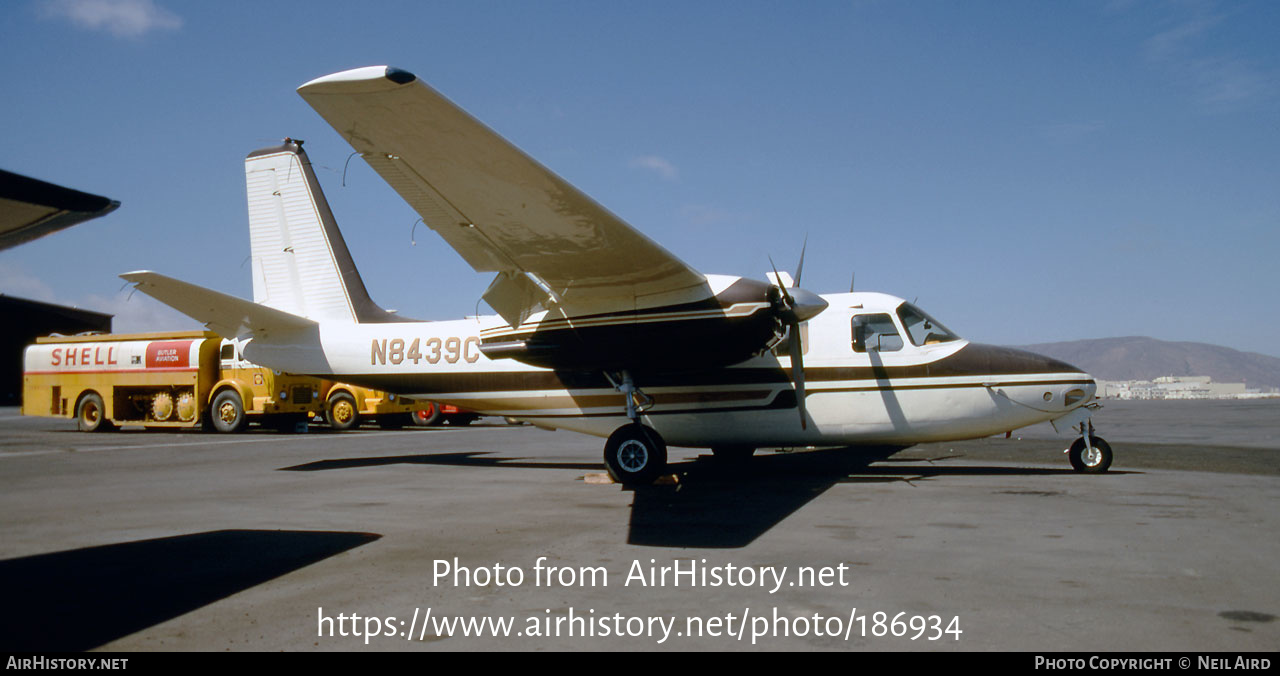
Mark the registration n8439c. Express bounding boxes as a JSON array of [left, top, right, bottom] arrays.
[[370, 337, 481, 366]]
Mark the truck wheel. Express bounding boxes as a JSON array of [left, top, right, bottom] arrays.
[[76, 392, 115, 432], [410, 404, 442, 427], [210, 390, 248, 433], [327, 393, 359, 430]]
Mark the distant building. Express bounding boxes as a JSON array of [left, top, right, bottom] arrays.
[[1100, 375, 1273, 400], [1, 295, 112, 405]]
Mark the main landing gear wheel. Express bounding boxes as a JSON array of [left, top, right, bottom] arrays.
[[603, 424, 667, 486], [1069, 435, 1112, 473]]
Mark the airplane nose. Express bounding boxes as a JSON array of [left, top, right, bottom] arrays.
[[789, 288, 828, 322], [956, 343, 1084, 375], [957, 343, 1097, 409]]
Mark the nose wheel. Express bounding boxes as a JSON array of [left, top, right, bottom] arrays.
[[1068, 419, 1112, 473]]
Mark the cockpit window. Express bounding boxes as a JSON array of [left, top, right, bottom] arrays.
[[897, 303, 960, 346], [852, 313, 903, 353]]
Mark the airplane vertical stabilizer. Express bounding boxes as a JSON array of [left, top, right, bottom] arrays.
[[244, 139, 403, 323]]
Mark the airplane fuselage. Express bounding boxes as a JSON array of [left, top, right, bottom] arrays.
[[242, 288, 1097, 449]]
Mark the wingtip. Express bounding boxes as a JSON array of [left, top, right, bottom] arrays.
[[298, 66, 417, 94], [385, 67, 416, 84]]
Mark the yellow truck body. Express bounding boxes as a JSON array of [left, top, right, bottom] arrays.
[[22, 331, 320, 432]]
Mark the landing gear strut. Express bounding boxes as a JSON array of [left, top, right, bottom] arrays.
[[605, 370, 654, 422], [603, 371, 666, 485], [1068, 418, 1112, 473]]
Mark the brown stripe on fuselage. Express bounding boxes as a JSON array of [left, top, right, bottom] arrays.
[[322, 343, 1088, 396]]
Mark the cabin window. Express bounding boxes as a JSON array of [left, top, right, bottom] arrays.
[[220, 344, 235, 360], [896, 303, 960, 346], [852, 313, 903, 352]]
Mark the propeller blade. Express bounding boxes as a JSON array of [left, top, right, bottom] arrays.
[[793, 235, 808, 288], [788, 321, 807, 430], [767, 255, 794, 304], [768, 245, 820, 429]]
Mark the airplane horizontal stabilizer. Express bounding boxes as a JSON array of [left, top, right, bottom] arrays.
[[120, 270, 317, 340]]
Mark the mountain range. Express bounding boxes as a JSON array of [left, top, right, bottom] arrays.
[[1011, 337, 1280, 390]]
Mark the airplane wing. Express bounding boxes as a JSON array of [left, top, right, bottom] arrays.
[[297, 66, 710, 326], [0, 169, 119, 251], [120, 271, 317, 339]]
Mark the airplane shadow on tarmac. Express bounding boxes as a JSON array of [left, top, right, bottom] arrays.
[[0, 529, 380, 651], [281, 448, 1119, 549], [623, 450, 1125, 548]]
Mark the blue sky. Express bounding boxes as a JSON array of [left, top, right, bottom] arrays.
[[2, 0, 1278, 356]]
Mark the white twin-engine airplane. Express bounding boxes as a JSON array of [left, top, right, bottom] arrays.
[[123, 65, 1111, 485]]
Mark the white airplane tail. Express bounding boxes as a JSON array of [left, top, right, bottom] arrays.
[[244, 139, 401, 323]]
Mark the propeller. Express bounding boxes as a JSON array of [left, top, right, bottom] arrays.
[[767, 238, 826, 430]]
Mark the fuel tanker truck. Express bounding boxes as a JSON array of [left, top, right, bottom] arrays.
[[22, 330, 444, 432]]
